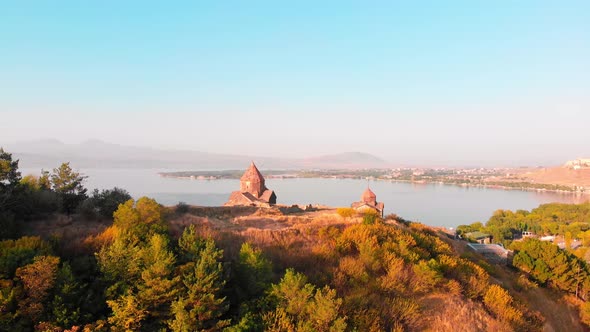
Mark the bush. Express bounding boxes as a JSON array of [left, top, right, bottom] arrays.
[[0, 236, 52, 279], [78, 198, 99, 220], [91, 188, 132, 219], [362, 210, 380, 225], [0, 211, 17, 240], [234, 242, 273, 299], [515, 274, 537, 291], [410, 260, 442, 293], [33, 190, 60, 215], [176, 202, 190, 214], [336, 208, 355, 220], [483, 285, 523, 325], [265, 269, 347, 332], [384, 214, 409, 225], [388, 297, 421, 329], [17, 177, 60, 218]]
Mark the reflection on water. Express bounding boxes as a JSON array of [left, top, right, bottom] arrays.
[[20, 168, 588, 228]]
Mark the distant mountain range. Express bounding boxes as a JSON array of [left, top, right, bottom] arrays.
[[3, 139, 390, 170]]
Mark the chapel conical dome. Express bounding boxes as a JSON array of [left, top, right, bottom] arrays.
[[362, 187, 377, 202], [240, 162, 265, 183]]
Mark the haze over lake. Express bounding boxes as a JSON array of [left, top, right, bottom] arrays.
[[21, 168, 586, 228]]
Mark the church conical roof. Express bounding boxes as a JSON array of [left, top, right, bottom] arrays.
[[362, 187, 377, 201], [240, 162, 265, 182]]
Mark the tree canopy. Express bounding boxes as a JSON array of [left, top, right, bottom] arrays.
[[50, 163, 88, 214]]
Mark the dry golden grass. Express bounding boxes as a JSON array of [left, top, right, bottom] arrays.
[[22, 214, 108, 255], [419, 294, 511, 332], [480, 255, 582, 332]]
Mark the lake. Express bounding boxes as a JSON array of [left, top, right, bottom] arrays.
[[21, 168, 588, 228]]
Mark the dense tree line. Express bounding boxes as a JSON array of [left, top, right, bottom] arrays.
[[511, 238, 590, 298], [0, 148, 131, 240], [510, 238, 590, 324], [457, 203, 590, 248], [458, 203, 590, 325]]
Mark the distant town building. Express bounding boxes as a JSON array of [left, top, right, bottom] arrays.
[[464, 231, 492, 244], [565, 158, 590, 170], [225, 162, 277, 207], [351, 187, 384, 217]]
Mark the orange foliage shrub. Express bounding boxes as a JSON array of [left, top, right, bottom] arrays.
[[445, 279, 463, 295], [388, 297, 421, 330], [483, 285, 524, 325], [84, 225, 121, 250], [580, 302, 590, 326], [379, 253, 410, 294], [336, 207, 355, 220], [410, 260, 442, 294], [15, 255, 60, 322], [337, 256, 369, 285]]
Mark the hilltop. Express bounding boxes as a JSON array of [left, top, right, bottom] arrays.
[[515, 157, 590, 189], [522, 166, 590, 188]]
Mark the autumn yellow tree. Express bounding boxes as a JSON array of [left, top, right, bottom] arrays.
[[15, 256, 60, 323], [483, 285, 523, 325]]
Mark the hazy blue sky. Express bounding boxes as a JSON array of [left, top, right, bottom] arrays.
[[1, 1, 589, 166]]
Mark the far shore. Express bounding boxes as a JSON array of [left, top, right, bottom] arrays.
[[390, 179, 590, 196], [158, 171, 589, 197]]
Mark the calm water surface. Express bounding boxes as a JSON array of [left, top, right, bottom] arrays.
[[22, 168, 588, 228]]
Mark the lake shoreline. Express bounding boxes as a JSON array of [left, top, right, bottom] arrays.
[[388, 179, 590, 197], [159, 173, 590, 197], [35, 168, 580, 228]]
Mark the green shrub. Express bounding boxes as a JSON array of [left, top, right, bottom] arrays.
[[362, 210, 380, 225]]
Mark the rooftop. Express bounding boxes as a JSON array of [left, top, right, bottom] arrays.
[[362, 187, 377, 200], [464, 231, 492, 240], [240, 162, 265, 183]]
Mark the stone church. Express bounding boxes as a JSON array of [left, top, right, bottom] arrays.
[[351, 187, 384, 217], [225, 162, 277, 207]]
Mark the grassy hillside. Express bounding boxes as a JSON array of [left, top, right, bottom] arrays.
[[6, 203, 588, 331]]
